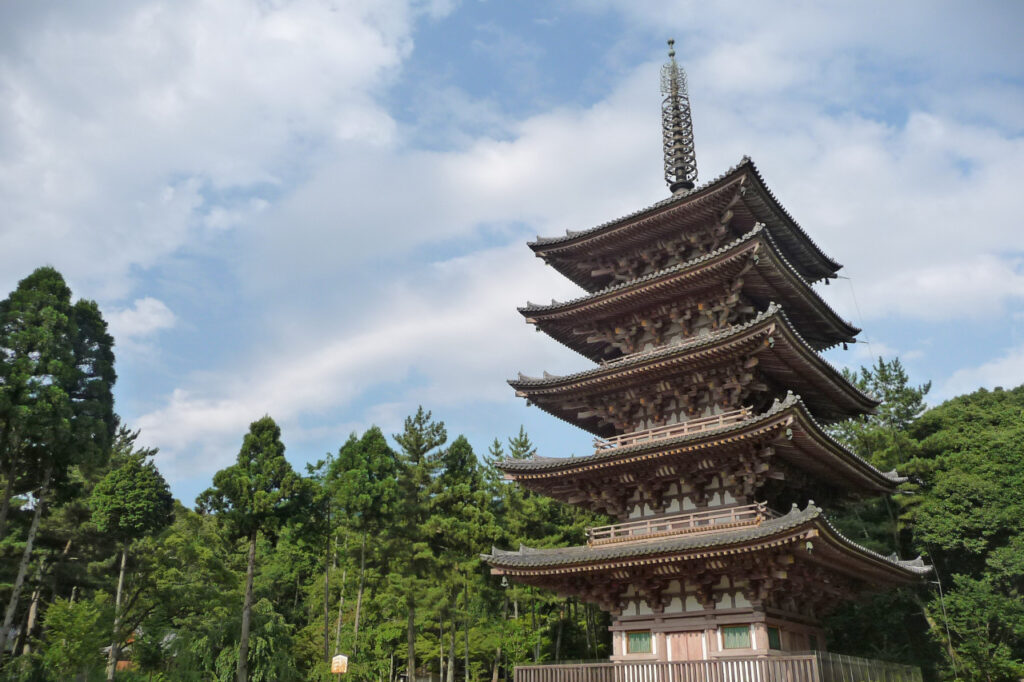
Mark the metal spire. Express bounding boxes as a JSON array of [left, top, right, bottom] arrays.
[[661, 39, 697, 193]]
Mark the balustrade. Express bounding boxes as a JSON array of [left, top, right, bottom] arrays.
[[587, 503, 774, 546], [594, 408, 753, 452]]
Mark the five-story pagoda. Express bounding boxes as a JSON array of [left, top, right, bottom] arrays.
[[484, 42, 927, 662]]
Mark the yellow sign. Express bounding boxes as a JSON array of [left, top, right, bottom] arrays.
[[331, 654, 349, 674]]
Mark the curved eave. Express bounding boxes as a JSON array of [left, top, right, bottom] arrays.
[[510, 306, 877, 432], [530, 157, 841, 290], [521, 226, 858, 359], [498, 395, 901, 497], [483, 504, 927, 585]]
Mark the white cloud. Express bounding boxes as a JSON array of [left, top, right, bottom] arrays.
[[0, 0, 423, 299], [135, 242, 583, 481], [107, 297, 177, 340], [5, 1, 1023, 492], [938, 344, 1024, 400]]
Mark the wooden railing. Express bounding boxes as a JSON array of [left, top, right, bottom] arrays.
[[514, 653, 923, 682], [587, 503, 774, 546], [594, 408, 753, 452]]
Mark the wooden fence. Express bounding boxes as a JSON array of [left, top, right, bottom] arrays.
[[587, 503, 773, 546], [593, 408, 752, 452], [514, 653, 921, 682]]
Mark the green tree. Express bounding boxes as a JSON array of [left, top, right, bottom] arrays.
[[197, 416, 304, 682], [908, 386, 1024, 680], [329, 427, 400, 657], [90, 428, 174, 680], [428, 436, 497, 682], [38, 595, 109, 680], [0, 267, 116, 658]]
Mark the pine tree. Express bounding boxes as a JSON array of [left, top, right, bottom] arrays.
[[197, 416, 305, 682], [394, 407, 446, 680]]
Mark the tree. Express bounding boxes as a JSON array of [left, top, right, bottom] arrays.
[[0, 267, 116, 658], [330, 427, 400, 656], [38, 595, 109, 680], [907, 386, 1024, 680], [90, 428, 174, 680], [197, 416, 304, 682], [428, 436, 497, 682], [394, 407, 446, 680]]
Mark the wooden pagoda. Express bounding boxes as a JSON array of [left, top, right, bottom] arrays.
[[484, 43, 927, 665]]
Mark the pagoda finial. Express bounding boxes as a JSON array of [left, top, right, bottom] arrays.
[[661, 39, 697, 194]]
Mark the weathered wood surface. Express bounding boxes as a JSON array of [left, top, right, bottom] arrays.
[[514, 653, 922, 682], [593, 407, 752, 452], [587, 502, 773, 546]]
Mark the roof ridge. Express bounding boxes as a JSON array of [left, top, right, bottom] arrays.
[[528, 157, 840, 278], [529, 157, 755, 247]]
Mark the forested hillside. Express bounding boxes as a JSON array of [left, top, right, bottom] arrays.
[[1, 268, 1022, 681]]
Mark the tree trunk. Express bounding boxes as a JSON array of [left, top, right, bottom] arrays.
[[0, 465, 50, 657], [0, 459, 15, 542], [530, 591, 539, 663], [492, 594, 507, 682], [463, 576, 470, 682], [353, 532, 367, 654], [407, 594, 416, 681], [20, 568, 42, 655], [447, 619, 456, 682], [439, 622, 444, 682], [583, 603, 594, 657], [554, 602, 565, 663], [237, 530, 257, 682], [323, 526, 331, 663], [333, 565, 347, 656], [105, 544, 129, 681]]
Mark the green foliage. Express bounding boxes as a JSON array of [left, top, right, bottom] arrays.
[[211, 599, 301, 682], [0, 267, 117, 498], [90, 431, 174, 543], [197, 416, 304, 540], [38, 596, 109, 679], [828, 365, 1024, 682]]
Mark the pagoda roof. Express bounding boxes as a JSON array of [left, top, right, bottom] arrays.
[[510, 304, 878, 429], [483, 502, 929, 585], [530, 157, 840, 291], [496, 393, 904, 497], [521, 225, 858, 359]]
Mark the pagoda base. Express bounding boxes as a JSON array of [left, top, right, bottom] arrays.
[[609, 605, 825, 661]]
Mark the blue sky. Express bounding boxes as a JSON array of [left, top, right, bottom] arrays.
[[2, 1, 1023, 503]]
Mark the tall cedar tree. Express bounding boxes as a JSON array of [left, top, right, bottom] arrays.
[[330, 426, 400, 656], [0, 268, 116, 658], [394, 407, 446, 679], [90, 429, 174, 681], [197, 416, 304, 682], [428, 435, 498, 682]]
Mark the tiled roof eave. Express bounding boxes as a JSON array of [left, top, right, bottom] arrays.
[[520, 226, 859, 347], [497, 394, 903, 493], [482, 505, 929, 581], [510, 306, 876, 413], [529, 158, 841, 278]]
